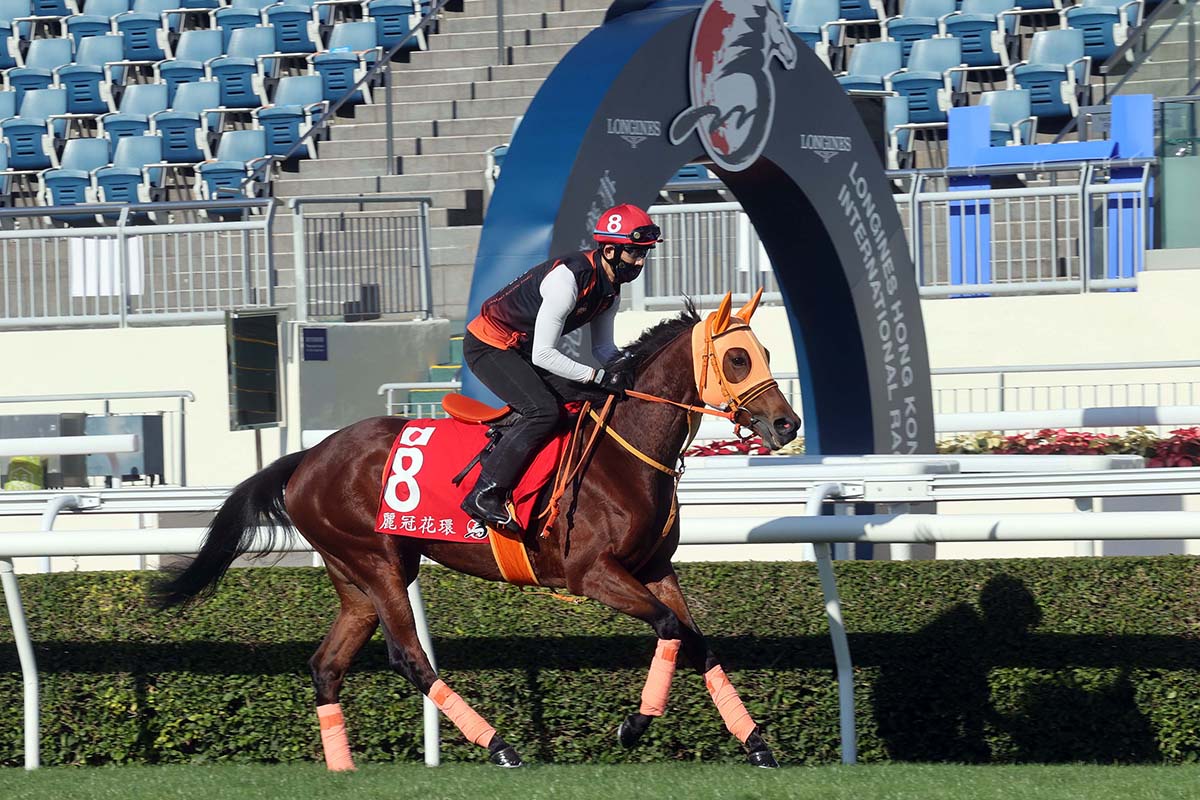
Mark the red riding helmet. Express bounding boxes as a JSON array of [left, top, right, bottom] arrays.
[[593, 204, 662, 246]]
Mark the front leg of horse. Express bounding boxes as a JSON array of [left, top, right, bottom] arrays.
[[630, 563, 779, 768], [580, 555, 777, 767]]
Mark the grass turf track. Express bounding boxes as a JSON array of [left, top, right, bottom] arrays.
[[1, 763, 1198, 800]]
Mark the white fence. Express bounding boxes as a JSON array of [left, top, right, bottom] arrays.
[[3, 454, 1200, 769]]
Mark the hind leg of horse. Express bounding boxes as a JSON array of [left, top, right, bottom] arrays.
[[583, 555, 777, 767], [368, 567, 524, 767], [309, 563, 379, 771]]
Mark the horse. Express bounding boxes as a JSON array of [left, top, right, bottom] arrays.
[[154, 290, 801, 769]]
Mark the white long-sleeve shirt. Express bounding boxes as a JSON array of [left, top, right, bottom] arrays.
[[530, 264, 621, 382]]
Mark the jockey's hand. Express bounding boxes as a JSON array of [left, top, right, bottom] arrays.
[[592, 367, 635, 396]]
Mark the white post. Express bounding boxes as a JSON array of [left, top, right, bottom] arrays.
[[38, 495, 83, 573], [806, 482, 856, 765], [1073, 497, 1096, 556], [407, 578, 440, 766], [0, 558, 39, 769]]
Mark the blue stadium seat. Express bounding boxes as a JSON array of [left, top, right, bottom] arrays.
[[66, 0, 128, 47], [940, 0, 1017, 69], [162, 0, 219, 31], [886, 37, 964, 124], [152, 77, 219, 162], [0, 140, 12, 203], [98, 81, 167, 140], [0, 20, 18, 72], [836, 41, 902, 91], [254, 73, 324, 158], [156, 28, 223, 103], [2, 87, 66, 170], [206, 25, 275, 109], [785, 0, 841, 66], [1012, 0, 1059, 11], [1063, 0, 1142, 62], [132, 0, 183, 31], [265, 3, 320, 55], [367, 0, 427, 52], [837, 0, 884, 23], [212, 6, 264, 51], [0, 0, 33, 58], [93, 133, 163, 205], [195, 127, 269, 201], [0, 90, 18, 121], [32, 0, 74, 16], [54, 34, 125, 115], [980, 88, 1035, 145], [310, 22, 382, 105], [6, 37, 74, 108], [883, 0, 957, 65], [1008, 28, 1089, 119], [115, 4, 172, 62], [38, 135, 110, 211]]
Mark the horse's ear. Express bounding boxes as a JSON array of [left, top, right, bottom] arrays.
[[736, 287, 764, 322], [710, 292, 733, 335]]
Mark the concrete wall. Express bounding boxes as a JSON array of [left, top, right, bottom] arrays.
[[296, 319, 450, 432]]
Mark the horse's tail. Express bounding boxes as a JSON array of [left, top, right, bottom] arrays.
[[152, 450, 307, 610]]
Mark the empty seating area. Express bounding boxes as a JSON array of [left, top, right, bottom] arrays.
[[0, 0, 430, 216], [781, 0, 1151, 167]]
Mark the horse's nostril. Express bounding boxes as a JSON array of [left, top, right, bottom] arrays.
[[773, 417, 795, 436]]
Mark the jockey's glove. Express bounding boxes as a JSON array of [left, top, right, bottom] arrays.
[[592, 367, 636, 396]]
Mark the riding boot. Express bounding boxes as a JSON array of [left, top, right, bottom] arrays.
[[461, 478, 523, 536]]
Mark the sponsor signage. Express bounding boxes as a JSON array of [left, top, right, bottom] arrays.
[[468, 0, 935, 455]]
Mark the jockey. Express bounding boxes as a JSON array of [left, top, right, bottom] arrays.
[[460, 203, 662, 534]]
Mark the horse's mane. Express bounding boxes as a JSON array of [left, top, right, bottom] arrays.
[[619, 298, 701, 375]]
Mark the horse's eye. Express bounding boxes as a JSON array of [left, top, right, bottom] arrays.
[[733, 356, 747, 367]]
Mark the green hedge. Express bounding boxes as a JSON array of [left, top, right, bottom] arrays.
[[2, 558, 1200, 766]]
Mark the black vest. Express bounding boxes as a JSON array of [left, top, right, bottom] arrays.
[[476, 251, 618, 352]]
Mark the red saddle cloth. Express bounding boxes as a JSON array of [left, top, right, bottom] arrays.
[[374, 417, 568, 544]]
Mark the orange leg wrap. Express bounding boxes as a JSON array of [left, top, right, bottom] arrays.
[[639, 639, 682, 717], [316, 703, 355, 771], [704, 665, 757, 743], [429, 679, 496, 749]]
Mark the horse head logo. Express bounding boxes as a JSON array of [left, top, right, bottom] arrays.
[[668, 0, 797, 172]]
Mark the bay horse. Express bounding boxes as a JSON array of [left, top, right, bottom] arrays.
[[155, 291, 801, 769]]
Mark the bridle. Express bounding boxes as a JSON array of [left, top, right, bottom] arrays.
[[627, 288, 776, 438]]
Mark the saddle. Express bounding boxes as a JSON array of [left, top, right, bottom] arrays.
[[442, 393, 512, 425]]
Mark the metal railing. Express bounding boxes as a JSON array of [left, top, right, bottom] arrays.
[[289, 196, 434, 322], [379, 360, 1200, 431], [636, 202, 782, 311], [893, 161, 1155, 294], [0, 200, 276, 328], [643, 167, 1153, 306], [4, 464, 1200, 768]]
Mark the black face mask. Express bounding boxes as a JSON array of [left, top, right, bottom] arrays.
[[613, 262, 644, 284], [608, 246, 648, 284]]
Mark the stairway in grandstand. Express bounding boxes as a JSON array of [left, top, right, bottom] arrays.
[[271, 0, 610, 321], [1110, 1, 1199, 99]]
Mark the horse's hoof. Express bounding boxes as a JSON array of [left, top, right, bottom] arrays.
[[618, 713, 651, 748], [747, 749, 779, 769], [488, 737, 524, 768]]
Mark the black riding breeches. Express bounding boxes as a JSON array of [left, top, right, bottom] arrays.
[[463, 331, 564, 487]]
